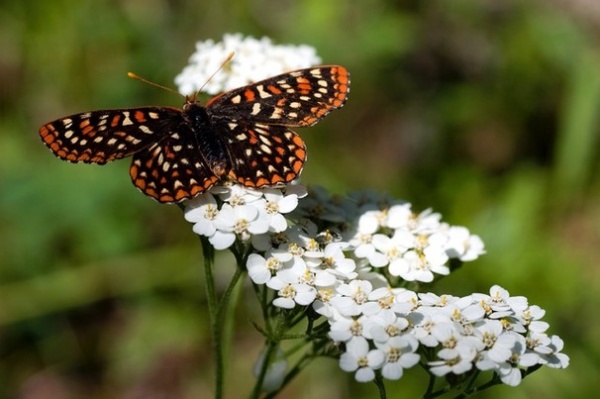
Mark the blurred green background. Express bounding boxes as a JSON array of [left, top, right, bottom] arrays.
[[1, 0, 598, 397]]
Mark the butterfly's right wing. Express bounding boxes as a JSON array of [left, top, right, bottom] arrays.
[[129, 125, 220, 203], [206, 66, 350, 127], [39, 107, 182, 164]]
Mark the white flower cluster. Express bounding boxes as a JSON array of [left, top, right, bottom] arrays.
[[175, 33, 322, 96], [334, 285, 569, 384], [244, 187, 486, 311], [346, 201, 485, 283], [184, 184, 307, 250], [184, 183, 568, 385]]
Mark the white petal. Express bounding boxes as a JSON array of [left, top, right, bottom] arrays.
[[210, 231, 236, 250], [339, 353, 358, 372], [192, 220, 216, 237], [273, 297, 295, 309], [355, 367, 375, 382], [382, 363, 403, 380], [277, 195, 298, 213], [269, 213, 288, 232]]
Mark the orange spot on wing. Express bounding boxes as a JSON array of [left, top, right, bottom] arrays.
[[191, 185, 204, 196], [298, 83, 312, 93], [255, 177, 270, 187], [267, 84, 282, 95], [82, 125, 95, 136], [175, 189, 188, 201], [159, 193, 174, 202], [295, 148, 306, 160], [292, 160, 303, 173], [248, 131, 259, 145], [110, 115, 121, 127], [244, 89, 256, 101], [42, 131, 55, 144], [270, 174, 284, 184], [134, 110, 147, 122], [292, 135, 305, 147]]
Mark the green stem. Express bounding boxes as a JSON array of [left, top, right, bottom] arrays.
[[200, 236, 223, 399], [374, 373, 387, 399], [422, 370, 437, 399], [250, 340, 278, 399]]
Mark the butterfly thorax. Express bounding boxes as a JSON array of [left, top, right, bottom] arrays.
[[182, 102, 231, 177]]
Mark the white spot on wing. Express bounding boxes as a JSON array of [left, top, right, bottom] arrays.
[[122, 111, 133, 126]]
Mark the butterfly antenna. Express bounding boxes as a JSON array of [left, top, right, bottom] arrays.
[[193, 52, 235, 100], [127, 72, 184, 98]]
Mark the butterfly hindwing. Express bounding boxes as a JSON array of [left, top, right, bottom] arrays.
[[129, 126, 219, 203], [219, 121, 306, 188]]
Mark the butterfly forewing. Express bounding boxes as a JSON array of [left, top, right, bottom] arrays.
[[39, 107, 181, 164], [206, 66, 350, 127]]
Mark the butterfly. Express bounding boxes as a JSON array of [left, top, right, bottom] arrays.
[[39, 66, 350, 203]]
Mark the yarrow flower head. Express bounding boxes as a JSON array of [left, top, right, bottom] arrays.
[[175, 34, 568, 397], [183, 180, 567, 392], [175, 33, 322, 96]]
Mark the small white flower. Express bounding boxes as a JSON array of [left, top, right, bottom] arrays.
[[517, 305, 549, 333], [175, 33, 321, 95], [328, 315, 369, 343], [385, 203, 413, 230], [539, 335, 569, 369], [444, 226, 485, 261], [246, 250, 293, 285], [267, 268, 316, 309], [184, 192, 220, 237], [313, 287, 338, 318], [405, 208, 442, 233], [411, 311, 453, 347], [304, 242, 357, 287], [339, 337, 385, 382], [389, 246, 449, 283], [366, 309, 410, 342], [218, 184, 263, 206], [330, 280, 380, 317], [213, 203, 270, 246], [475, 320, 515, 363], [478, 333, 532, 386], [374, 335, 420, 380], [254, 188, 301, 232], [429, 338, 481, 376], [367, 231, 413, 269]]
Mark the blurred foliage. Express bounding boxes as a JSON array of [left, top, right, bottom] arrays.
[[1, 0, 600, 397]]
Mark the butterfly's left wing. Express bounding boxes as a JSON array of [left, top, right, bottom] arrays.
[[206, 66, 350, 127], [217, 121, 307, 188], [39, 107, 182, 164]]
